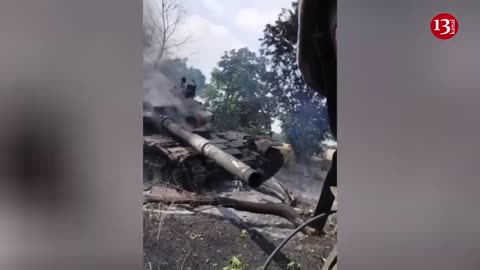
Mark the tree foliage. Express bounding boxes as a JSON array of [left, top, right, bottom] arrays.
[[260, 1, 331, 161], [204, 48, 277, 135]]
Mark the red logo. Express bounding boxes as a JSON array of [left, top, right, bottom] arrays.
[[431, 13, 458, 40]]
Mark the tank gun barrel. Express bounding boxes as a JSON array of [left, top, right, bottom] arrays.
[[155, 115, 264, 188]]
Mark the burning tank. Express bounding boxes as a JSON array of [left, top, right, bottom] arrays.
[[143, 77, 286, 195]]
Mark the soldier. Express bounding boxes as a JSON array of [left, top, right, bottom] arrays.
[[180, 76, 187, 88], [297, 0, 337, 269], [184, 79, 197, 99]]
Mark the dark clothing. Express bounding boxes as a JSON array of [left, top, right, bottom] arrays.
[[312, 151, 336, 230]]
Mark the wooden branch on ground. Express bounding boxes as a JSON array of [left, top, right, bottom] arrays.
[[255, 176, 296, 206], [144, 185, 311, 233], [213, 196, 305, 228]]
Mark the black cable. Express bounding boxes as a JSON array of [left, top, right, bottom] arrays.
[[262, 210, 337, 270]]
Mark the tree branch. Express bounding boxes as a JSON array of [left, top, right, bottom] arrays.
[[145, 0, 189, 63], [144, 185, 311, 233]]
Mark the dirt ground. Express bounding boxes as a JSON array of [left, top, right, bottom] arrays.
[[143, 166, 336, 270]]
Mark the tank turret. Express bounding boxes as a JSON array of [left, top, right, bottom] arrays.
[[143, 76, 284, 193], [145, 77, 213, 129]]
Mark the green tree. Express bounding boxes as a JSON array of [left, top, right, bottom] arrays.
[[204, 48, 277, 134], [260, 1, 331, 162], [271, 132, 287, 143]]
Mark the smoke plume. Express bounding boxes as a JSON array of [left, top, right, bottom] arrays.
[[143, 58, 207, 128], [143, 59, 183, 111]]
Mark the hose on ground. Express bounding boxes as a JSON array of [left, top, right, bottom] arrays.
[[262, 210, 337, 270]]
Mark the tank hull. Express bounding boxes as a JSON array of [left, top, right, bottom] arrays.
[[143, 114, 284, 193]]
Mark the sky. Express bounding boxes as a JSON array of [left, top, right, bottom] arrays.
[[146, 0, 294, 133], [170, 0, 293, 80]]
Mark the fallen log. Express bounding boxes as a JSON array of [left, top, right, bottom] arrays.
[[254, 176, 296, 206], [144, 185, 308, 231], [213, 196, 305, 228]]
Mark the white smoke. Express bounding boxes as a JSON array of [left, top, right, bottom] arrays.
[[143, 59, 186, 113], [143, 58, 209, 128]]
